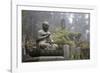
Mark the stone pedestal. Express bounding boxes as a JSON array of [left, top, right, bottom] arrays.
[[75, 47, 81, 59], [63, 45, 70, 60], [71, 47, 81, 59]]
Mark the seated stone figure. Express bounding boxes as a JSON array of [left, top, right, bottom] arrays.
[[37, 21, 57, 50]]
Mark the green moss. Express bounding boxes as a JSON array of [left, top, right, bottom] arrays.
[[79, 41, 90, 49], [52, 28, 79, 47]]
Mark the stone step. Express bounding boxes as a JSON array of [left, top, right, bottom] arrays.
[[23, 56, 65, 62], [39, 56, 65, 61]]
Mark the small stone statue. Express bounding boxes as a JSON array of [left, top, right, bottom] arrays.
[[37, 21, 57, 50]]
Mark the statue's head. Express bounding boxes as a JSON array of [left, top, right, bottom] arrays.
[[42, 21, 49, 32]]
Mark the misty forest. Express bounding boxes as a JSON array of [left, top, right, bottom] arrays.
[[22, 10, 90, 62]]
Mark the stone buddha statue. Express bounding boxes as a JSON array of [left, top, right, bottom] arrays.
[[37, 21, 57, 50]]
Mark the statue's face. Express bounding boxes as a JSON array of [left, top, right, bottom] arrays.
[[42, 23, 49, 32]]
